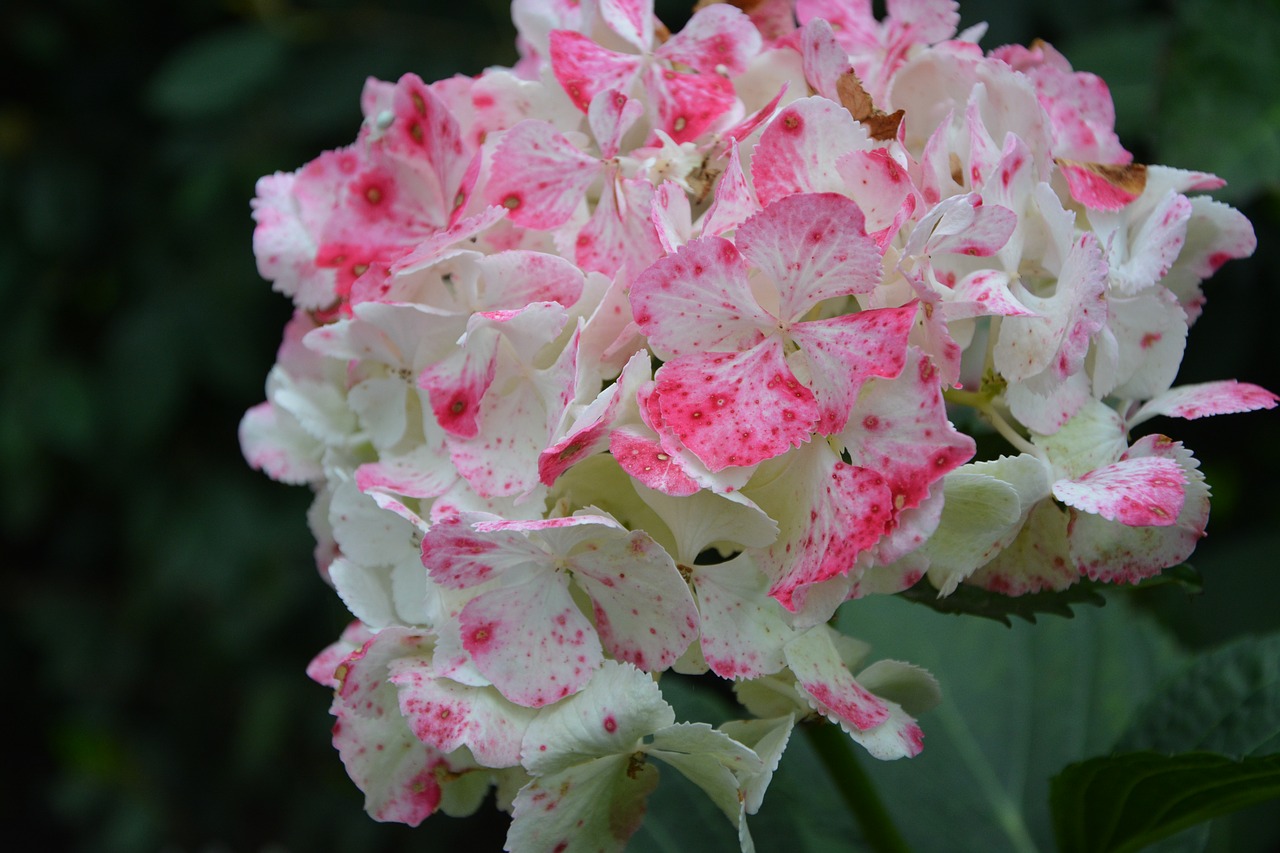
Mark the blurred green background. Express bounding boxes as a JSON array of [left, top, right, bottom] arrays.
[[3, 0, 1277, 850]]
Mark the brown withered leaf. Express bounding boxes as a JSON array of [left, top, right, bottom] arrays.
[[836, 70, 904, 142], [1054, 158, 1149, 196]]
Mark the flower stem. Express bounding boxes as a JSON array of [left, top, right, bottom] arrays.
[[804, 722, 913, 853]]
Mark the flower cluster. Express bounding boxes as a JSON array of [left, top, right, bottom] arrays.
[[241, 0, 1275, 848]]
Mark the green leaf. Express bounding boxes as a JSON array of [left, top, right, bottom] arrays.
[[1119, 632, 1280, 757], [896, 578, 1106, 626], [1051, 751, 1280, 853], [147, 26, 286, 119], [836, 595, 1185, 852]]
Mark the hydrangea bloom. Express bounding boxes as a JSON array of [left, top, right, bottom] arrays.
[[242, 0, 1276, 848]]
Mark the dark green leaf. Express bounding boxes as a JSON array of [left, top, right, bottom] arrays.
[[1051, 751, 1280, 853], [1119, 632, 1280, 757], [839, 596, 1184, 852], [147, 26, 286, 119], [896, 578, 1106, 626]]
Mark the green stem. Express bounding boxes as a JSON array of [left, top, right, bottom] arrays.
[[804, 722, 913, 853]]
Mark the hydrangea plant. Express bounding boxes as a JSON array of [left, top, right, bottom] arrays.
[[241, 0, 1276, 849]]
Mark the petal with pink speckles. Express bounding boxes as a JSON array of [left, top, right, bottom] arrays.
[[736, 193, 882, 320], [745, 441, 895, 613], [784, 627, 925, 760], [1130, 380, 1278, 426], [752, 97, 872, 207], [692, 553, 793, 680], [487, 120, 601, 229], [1069, 436, 1210, 584], [388, 660, 534, 768], [1052, 455, 1186, 527], [588, 89, 645, 159], [571, 530, 697, 672], [460, 579, 602, 707], [701, 140, 760, 238], [549, 30, 641, 114], [654, 339, 820, 471], [790, 302, 918, 434], [644, 64, 737, 144], [597, 0, 654, 51], [657, 3, 761, 76], [840, 347, 975, 512], [630, 235, 771, 358], [609, 428, 703, 496], [575, 173, 664, 281]]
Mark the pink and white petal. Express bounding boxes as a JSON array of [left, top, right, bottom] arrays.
[[651, 180, 694, 253], [904, 193, 1016, 258], [571, 531, 698, 672], [836, 148, 918, 237], [1069, 436, 1210, 584], [610, 428, 703, 496], [655, 340, 820, 472], [790, 303, 918, 434], [588, 89, 645, 160], [1057, 159, 1141, 211], [419, 514, 546, 590], [540, 349, 650, 486], [799, 18, 852, 102], [943, 269, 1037, 321], [692, 554, 794, 679], [659, 3, 761, 76], [597, 0, 654, 51], [1098, 289, 1188, 401], [645, 64, 737, 144], [737, 193, 883, 320], [382, 206, 507, 279], [967, 499, 1077, 595], [389, 661, 534, 768], [334, 626, 435, 719], [419, 341, 498, 440], [522, 661, 677, 772], [752, 97, 872, 207], [746, 441, 895, 612], [718, 83, 789, 145], [701, 139, 761, 238], [460, 580, 602, 707], [1110, 191, 1192, 295], [330, 476, 422, 569], [549, 30, 642, 113], [508, 754, 656, 853], [1052, 455, 1186, 527], [383, 74, 471, 224], [239, 400, 325, 485], [356, 442, 459, 500], [476, 250, 587, 310], [575, 173, 664, 281], [1130, 380, 1278, 427], [840, 348, 976, 513], [308, 621, 377, 688], [332, 699, 447, 826], [784, 627, 925, 760], [487, 120, 601, 229], [630, 235, 772, 358]]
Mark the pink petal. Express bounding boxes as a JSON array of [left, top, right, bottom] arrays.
[[356, 444, 457, 500], [1057, 159, 1143, 211], [389, 660, 531, 768], [841, 348, 975, 513], [736, 193, 882, 321], [630, 235, 771, 358], [790, 302, 918, 434], [657, 3, 761, 76], [701, 139, 760, 238], [574, 173, 664, 281], [644, 64, 736, 143], [609, 428, 702, 496], [460, 581, 602, 707], [655, 338, 820, 471], [1052, 455, 1187, 527], [381, 74, 471, 226], [549, 30, 641, 113], [486, 120, 601, 229], [419, 342, 498, 439], [597, 0, 654, 51], [588, 89, 645, 159], [1131, 380, 1279, 426], [752, 96, 871, 207], [650, 180, 693, 253], [571, 532, 699, 672], [1070, 436, 1210, 584], [836, 148, 917, 236]]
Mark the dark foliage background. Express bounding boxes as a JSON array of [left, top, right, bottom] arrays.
[[3, 0, 1276, 850]]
